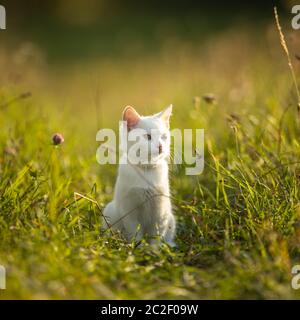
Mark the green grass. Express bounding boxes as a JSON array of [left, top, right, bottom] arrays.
[[1, 22, 300, 299]]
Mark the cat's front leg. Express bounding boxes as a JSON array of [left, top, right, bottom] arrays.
[[123, 216, 144, 243], [163, 214, 176, 247], [102, 201, 124, 233]]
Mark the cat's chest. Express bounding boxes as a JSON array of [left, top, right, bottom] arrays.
[[119, 163, 168, 189], [115, 164, 171, 216], [123, 186, 168, 218]]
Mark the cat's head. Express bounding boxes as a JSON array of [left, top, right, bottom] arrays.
[[121, 105, 172, 166]]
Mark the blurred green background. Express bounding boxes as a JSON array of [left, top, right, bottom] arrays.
[[0, 0, 297, 130], [1, 0, 289, 61]]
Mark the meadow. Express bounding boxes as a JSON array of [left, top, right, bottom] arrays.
[[1, 9, 300, 299]]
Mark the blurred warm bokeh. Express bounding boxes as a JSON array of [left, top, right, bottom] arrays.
[[0, 1, 297, 123]]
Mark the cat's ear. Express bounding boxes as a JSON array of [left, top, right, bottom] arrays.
[[122, 106, 141, 130], [158, 104, 172, 127]]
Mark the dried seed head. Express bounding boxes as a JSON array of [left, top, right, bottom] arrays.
[[202, 93, 216, 104], [4, 146, 17, 156], [227, 113, 240, 123], [52, 133, 64, 145], [20, 92, 32, 99]]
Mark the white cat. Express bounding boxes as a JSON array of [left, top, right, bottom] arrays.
[[102, 105, 176, 246]]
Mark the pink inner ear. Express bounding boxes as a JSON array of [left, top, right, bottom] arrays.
[[123, 107, 140, 129]]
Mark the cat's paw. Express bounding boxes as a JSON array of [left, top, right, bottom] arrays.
[[165, 240, 177, 248]]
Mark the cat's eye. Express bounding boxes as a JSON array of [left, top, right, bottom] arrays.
[[146, 134, 151, 140]]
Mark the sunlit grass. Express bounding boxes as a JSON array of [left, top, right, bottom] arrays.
[[0, 23, 300, 299]]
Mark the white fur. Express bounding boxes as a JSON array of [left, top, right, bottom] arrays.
[[102, 105, 176, 246]]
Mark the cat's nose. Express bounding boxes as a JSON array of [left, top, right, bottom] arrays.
[[158, 144, 162, 154]]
